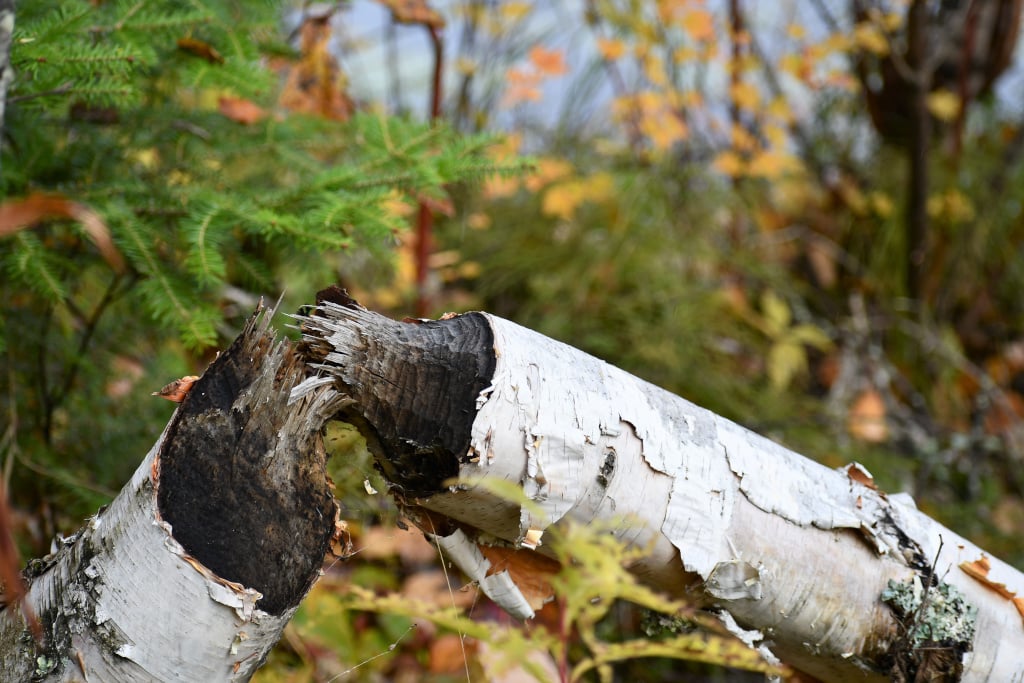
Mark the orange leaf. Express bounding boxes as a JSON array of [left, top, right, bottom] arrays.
[[218, 96, 265, 125], [152, 376, 200, 403], [528, 45, 567, 76], [502, 67, 543, 106], [477, 545, 559, 611], [847, 389, 888, 443], [429, 634, 478, 674], [176, 37, 224, 64], [596, 37, 626, 61], [377, 0, 445, 28], [681, 9, 715, 42], [0, 193, 126, 273], [729, 81, 761, 110]]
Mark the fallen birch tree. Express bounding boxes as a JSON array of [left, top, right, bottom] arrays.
[[296, 292, 1024, 682], [3, 291, 1024, 682]]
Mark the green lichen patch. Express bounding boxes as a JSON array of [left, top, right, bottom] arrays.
[[881, 575, 977, 682]]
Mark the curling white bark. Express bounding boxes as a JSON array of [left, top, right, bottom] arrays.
[[404, 314, 1024, 682]]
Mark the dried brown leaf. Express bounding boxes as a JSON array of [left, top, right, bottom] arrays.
[[0, 193, 126, 273], [177, 37, 224, 64], [218, 96, 266, 125]]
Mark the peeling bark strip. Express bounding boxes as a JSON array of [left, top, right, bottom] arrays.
[[0, 306, 343, 681], [299, 303, 1024, 683]]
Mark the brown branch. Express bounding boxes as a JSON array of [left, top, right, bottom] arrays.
[[414, 24, 444, 317]]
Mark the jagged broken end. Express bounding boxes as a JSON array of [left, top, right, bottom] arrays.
[[294, 292, 496, 496], [155, 303, 342, 615]]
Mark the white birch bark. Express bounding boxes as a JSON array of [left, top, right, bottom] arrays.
[[0, 308, 342, 682], [299, 303, 1024, 683], [0, 430, 289, 681]]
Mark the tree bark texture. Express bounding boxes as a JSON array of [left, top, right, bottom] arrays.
[[0, 306, 344, 681], [0, 0, 15, 175], [297, 300, 1024, 683]]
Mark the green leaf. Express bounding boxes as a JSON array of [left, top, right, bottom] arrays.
[[768, 340, 807, 390], [760, 289, 790, 337], [788, 323, 832, 350]]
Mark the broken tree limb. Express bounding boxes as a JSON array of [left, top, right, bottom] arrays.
[[0, 306, 344, 681], [298, 300, 1024, 683]]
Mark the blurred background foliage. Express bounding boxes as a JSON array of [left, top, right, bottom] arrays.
[[3, 0, 1024, 680]]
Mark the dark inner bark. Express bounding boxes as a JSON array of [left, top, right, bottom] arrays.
[[156, 312, 336, 615], [302, 297, 496, 496]]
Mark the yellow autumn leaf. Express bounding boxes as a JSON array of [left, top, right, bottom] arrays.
[[525, 157, 574, 192], [763, 123, 788, 149], [853, 22, 889, 55], [816, 32, 852, 57], [767, 96, 795, 122], [498, 2, 531, 22], [944, 189, 975, 222], [542, 181, 585, 221], [761, 290, 791, 335], [747, 149, 789, 179], [643, 53, 668, 87], [779, 53, 805, 80], [928, 189, 975, 222], [927, 90, 961, 122], [769, 340, 807, 391], [730, 123, 757, 152], [712, 151, 745, 177], [596, 37, 626, 61], [673, 46, 698, 63], [582, 172, 615, 201], [633, 90, 662, 113], [642, 110, 687, 151], [836, 177, 868, 215], [790, 324, 833, 351], [729, 81, 760, 111], [677, 90, 703, 108], [881, 11, 903, 31], [128, 147, 160, 170], [786, 23, 806, 40], [869, 191, 893, 218]]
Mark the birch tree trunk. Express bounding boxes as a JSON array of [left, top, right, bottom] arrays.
[[0, 306, 344, 681], [4, 294, 1024, 682], [296, 296, 1024, 683]]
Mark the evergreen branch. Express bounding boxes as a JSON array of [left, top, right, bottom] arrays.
[[7, 81, 74, 103], [184, 205, 227, 285], [117, 219, 214, 347], [6, 233, 66, 303], [52, 271, 129, 410]]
